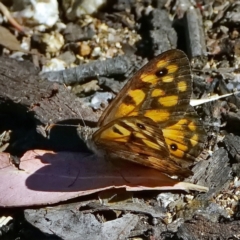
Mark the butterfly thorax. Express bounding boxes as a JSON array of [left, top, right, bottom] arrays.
[[77, 125, 99, 152]]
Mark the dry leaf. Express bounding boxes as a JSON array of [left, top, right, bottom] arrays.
[[0, 25, 25, 51], [0, 150, 208, 207]]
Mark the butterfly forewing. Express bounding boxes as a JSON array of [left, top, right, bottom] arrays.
[[98, 49, 192, 127]]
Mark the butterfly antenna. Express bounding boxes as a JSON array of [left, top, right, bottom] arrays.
[[77, 108, 86, 128], [62, 83, 87, 128]]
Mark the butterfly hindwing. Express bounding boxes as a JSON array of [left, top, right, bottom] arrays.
[[98, 49, 192, 127], [93, 116, 192, 177]]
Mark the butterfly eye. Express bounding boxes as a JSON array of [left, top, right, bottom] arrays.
[[170, 143, 178, 151], [137, 123, 145, 130], [156, 67, 168, 77]]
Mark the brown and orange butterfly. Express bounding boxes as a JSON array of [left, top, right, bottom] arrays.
[[85, 49, 206, 178]]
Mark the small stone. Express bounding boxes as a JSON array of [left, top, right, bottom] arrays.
[[42, 32, 64, 54], [91, 46, 101, 57], [79, 42, 91, 57]]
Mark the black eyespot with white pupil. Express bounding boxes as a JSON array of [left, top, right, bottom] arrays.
[[170, 143, 178, 151], [137, 123, 145, 130], [156, 67, 168, 77]]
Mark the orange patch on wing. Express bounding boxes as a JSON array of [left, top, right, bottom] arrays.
[[178, 81, 187, 92], [163, 130, 185, 143], [128, 89, 146, 105], [144, 109, 170, 122], [158, 95, 178, 107], [165, 119, 188, 131], [128, 112, 138, 117], [114, 89, 145, 118], [156, 60, 167, 68], [142, 139, 160, 150], [151, 88, 165, 97], [162, 75, 174, 83], [190, 134, 199, 146], [115, 103, 135, 118], [166, 64, 179, 74], [100, 124, 130, 142], [140, 73, 158, 85], [178, 118, 188, 126], [188, 121, 197, 131]]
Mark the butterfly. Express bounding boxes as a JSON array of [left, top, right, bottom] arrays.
[[86, 49, 206, 178]]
